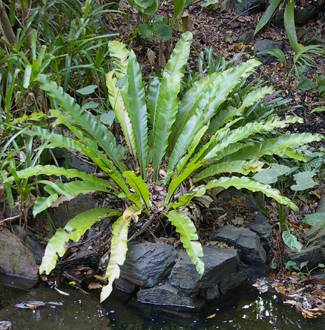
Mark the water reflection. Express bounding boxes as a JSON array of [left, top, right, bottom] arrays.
[[0, 278, 324, 330]]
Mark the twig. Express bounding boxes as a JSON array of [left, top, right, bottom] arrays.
[[0, 213, 21, 224], [128, 214, 156, 242]]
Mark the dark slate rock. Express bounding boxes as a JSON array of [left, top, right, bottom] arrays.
[[115, 278, 138, 294], [120, 242, 177, 287], [53, 149, 96, 173], [304, 226, 325, 249], [219, 270, 247, 295], [287, 226, 325, 267], [204, 286, 220, 301], [137, 283, 205, 310], [12, 225, 44, 265], [249, 213, 273, 252], [168, 247, 239, 292], [287, 245, 323, 268], [255, 39, 283, 64], [231, 0, 266, 15], [65, 153, 97, 173], [275, 5, 320, 27], [0, 229, 38, 284], [295, 5, 319, 26], [214, 225, 266, 265]]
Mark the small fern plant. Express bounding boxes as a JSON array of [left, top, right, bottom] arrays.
[[5, 32, 322, 302]]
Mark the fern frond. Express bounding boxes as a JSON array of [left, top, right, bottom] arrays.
[[123, 171, 150, 208], [166, 210, 204, 275], [127, 51, 148, 177], [37, 74, 126, 169], [106, 71, 136, 157], [100, 206, 141, 302], [225, 133, 323, 161], [168, 59, 261, 172], [205, 116, 303, 160], [194, 160, 264, 182], [170, 186, 206, 209], [151, 32, 192, 178], [108, 40, 129, 79], [25, 125, 129, 194], [32, 179, 112, 216], [5, 165, 108, 186], [206, 176, 298, 211], [39, 208, 119, 275], [209, 86, 273, 132]]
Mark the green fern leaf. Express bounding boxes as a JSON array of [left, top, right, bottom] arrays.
[[284, 0, 300, 53], [166, 210, 204, 276], [151, 32, 192, 178], [5, 165, 107, 186], [123, 171, 150, 208], [168, 59, 261, 172], [147, 77, 160, 143], [127, 51, 148, 177], [194, 160, 264, 182], [39, 229, 70, 275], [33, 194, 59, 217], [39, 208, 119, 275], [175, 124, 209, 174], [25, 125, 129, 194], [206, 176, 298, 211], [108, 40, 129, 79], [205, 116, 303, 160], [106, 71, 136, 157], [66, 208, 121, 242], [32, 179, 113, 216], [100, 206, 141, 302], [226, 133, 323, 161], [209, 86, 273, 132], [37, 74, 126, 169], [170, 186, 206, 209], [255, 0, 282, 35]]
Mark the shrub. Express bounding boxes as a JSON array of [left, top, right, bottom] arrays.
[[4, 32, 322, 302]]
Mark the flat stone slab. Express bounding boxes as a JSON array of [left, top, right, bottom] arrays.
[[213, 225, 266, 265], [168, 247, 239, 292], [137, 283, 204, 310], [120, 242, 177, 287]]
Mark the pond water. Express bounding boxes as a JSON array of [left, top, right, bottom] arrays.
[[0, 276, 324, 330]]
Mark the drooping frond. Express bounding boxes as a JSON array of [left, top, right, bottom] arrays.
[[205, 176, 298, 211], [37, 74, 126, 169], [100, 206, 141, 302], [166, 210, 204, 276], [194, 160, 264, 182], [39, 208, 120, 275]]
